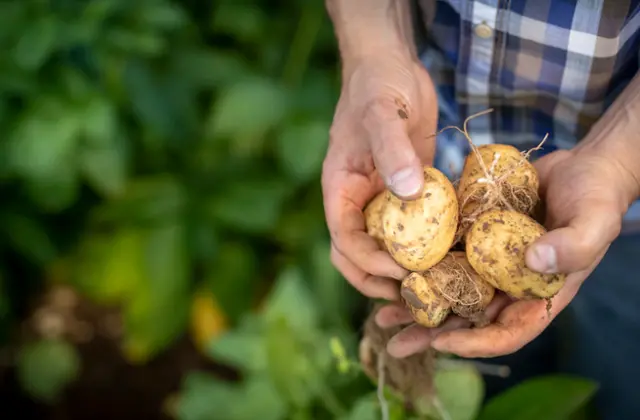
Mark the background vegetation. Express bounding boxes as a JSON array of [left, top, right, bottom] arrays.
[[0, 1, 599, 419]]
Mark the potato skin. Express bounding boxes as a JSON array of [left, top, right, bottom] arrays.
[[364, 191, 387, 249], [382, 167, 458, 271], [401, 272, 451, 328], [456, 145, 539, 240], [465, 209, 566, 299], [458, 144, 539, 200]]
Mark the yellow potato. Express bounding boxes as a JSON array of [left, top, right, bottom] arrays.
[[382, 166, 458, 271], [364, 191, 387, 249], [456, 144, 539, 240], [426, 251, 495, 322], [465, 209, 566, 299], [401, 271, 451, 328]]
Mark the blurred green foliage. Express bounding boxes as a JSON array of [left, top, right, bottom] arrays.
[[0, 0, 599, 418]]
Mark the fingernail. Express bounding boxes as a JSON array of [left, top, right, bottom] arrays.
[[528, 244, 558, 274], [388, 166, 423, 198]]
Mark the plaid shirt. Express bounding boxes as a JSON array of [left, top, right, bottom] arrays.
[[414, 0, 640, 231]]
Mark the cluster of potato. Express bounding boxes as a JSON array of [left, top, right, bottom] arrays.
[[364, 144, 567, 328]]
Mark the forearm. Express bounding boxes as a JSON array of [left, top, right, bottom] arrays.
[[325, 0, 417, 66], [577, 72, 640, 203]]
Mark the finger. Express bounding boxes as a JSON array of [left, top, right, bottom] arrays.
[[386, 316, 472, 359], [330, 243, 400, 301], [323, 174, 408, 280], [374, 302, 414, 328], [525, 201, 621, 274], [364, 97, 424, 199]]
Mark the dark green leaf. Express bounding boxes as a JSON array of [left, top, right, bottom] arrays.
[[0, 213, 57, 265], [478, 375, 598, 420], [275, 119, 329, 182], [229, 376, 288, 420], [208, 242, 259, 322], [25, 165, 80, 213], [16, 339, 81, 403], [212, 4, 267, 43], [13, 17, 58, 70]]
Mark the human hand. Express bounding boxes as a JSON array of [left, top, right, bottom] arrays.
[[378, 146, 639, 358], [322, 52, 439, 301]]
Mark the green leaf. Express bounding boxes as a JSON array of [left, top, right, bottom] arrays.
[[123, 222, 191, 362], [341, 393, 380, 420], [212, 4, 267, 43], [275, 119, 329, 182], [265, 319, 314, 408], [13, 17, 59, 70], [208, 242, 258, 322], [16, 339, 81, 404], [263, 265, 319, 332], [176, 372, 238, 420], [478, 375, 598, 420], [229, 376, 288, 420], [25, 165, 80, 213], [421, 363, 484, 420], [0, 212, 57, 265], [206, 77, 289, 144], [207, 178, 291, 234], [170, 48, 252, 89], [208, 330, 267, 372], [138, 3, 187, 30], [81, 96, 118, 146], [79, 137, 129, 198], [8, 98, 82, 180]]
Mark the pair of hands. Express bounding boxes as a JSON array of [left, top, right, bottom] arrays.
[[322, 52, 634, 359]]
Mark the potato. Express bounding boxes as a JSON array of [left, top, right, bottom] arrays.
[[456, 144, 539, 240], [426, 251, 495, 323], [401, 272, 451, 328], [364, 191, 387, 249], [382, 166, 458, 271], [465, 209, 566, 299]]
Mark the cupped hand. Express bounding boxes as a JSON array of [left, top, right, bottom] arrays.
[[379, 147, 639, 359], [322, 52, 439, 301]]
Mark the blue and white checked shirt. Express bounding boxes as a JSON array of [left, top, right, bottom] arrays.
[[414, 0, 640, 231]]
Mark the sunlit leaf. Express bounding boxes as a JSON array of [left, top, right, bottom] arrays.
[[263, 265, 319, 332], [16, 339, 81, 403], [176, 372, 238, 420], [212, 3, 267, 43], [0, 212, 57, 265], [208, 330, 267, 372], [478, 375, 598, 420]]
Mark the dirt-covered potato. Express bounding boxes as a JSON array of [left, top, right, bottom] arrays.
[[401, 272, 451, 328], [426, 251, 495, 325], [382, 166, 459, 271], [456, 144, 539, 241], [465, 209, 566, 299], [364, 191, 387, 249]]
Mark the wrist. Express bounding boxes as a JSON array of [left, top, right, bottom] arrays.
[[326, 0, 417, 72], [574, 73, 640, 206]]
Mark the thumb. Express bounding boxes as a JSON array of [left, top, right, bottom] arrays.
[[364, 98, 424, 199], [525, 202, 622, 274]]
